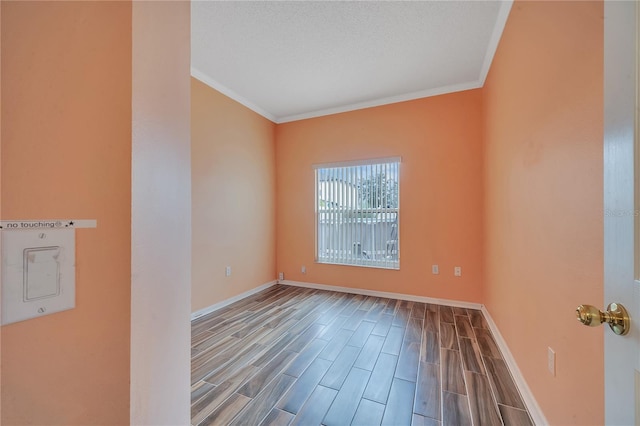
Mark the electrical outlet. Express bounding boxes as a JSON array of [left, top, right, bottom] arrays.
[[301, 265, 306, 274], [548, 347, 556, 376], [225, 266, 231, 277], [454, 266, 462, 277], [278, 272, 284, 281], [432, 265, 439, 275]]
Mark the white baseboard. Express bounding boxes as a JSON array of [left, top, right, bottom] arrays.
[[279, 279, 483, 310], [481, 306, 548, 426], [191, 280, 277, 321]]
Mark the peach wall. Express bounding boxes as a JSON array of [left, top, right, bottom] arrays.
[[130, 2, 191, 424], [482, 1, 604, 424], [1, 2, 132, 424], [276, 90, 484, 302], [0, 3, 3, 420], [191, 78, 276, 313]]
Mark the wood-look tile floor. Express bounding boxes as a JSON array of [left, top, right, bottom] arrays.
[[191, 285, 534, 426]]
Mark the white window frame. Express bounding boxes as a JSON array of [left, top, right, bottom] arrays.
[[314, 157, 400, 270]]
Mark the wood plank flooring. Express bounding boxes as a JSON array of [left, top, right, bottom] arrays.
[[191, 285, 533, 426]]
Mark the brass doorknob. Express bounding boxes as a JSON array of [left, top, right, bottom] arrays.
[[576, 302, 630, 335]]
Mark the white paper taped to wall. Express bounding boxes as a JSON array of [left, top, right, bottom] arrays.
[[0, 219, 97, 230]]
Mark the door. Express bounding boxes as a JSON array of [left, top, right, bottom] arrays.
[[603, 2, 640, 425]]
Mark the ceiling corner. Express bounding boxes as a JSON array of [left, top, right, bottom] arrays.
[[478, 0, 513, 86], [190, 67, 278, 123]]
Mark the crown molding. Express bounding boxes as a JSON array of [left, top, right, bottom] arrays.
[[191, 67, 278, 123]]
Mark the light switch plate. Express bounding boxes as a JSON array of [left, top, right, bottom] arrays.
[[2, 229, 75, 325]]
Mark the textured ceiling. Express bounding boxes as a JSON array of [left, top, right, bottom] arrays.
[[192, 1, 512, 123]]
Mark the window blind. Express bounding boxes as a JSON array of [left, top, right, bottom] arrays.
[[315, 157, 400, 270]]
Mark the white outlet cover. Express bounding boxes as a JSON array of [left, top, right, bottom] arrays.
[[548, 347, 556, 376]]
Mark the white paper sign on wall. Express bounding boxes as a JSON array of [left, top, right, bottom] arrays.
[[0, 219, 96, 230]]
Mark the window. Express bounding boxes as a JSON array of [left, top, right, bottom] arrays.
[[314, 157, 400, 269]]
